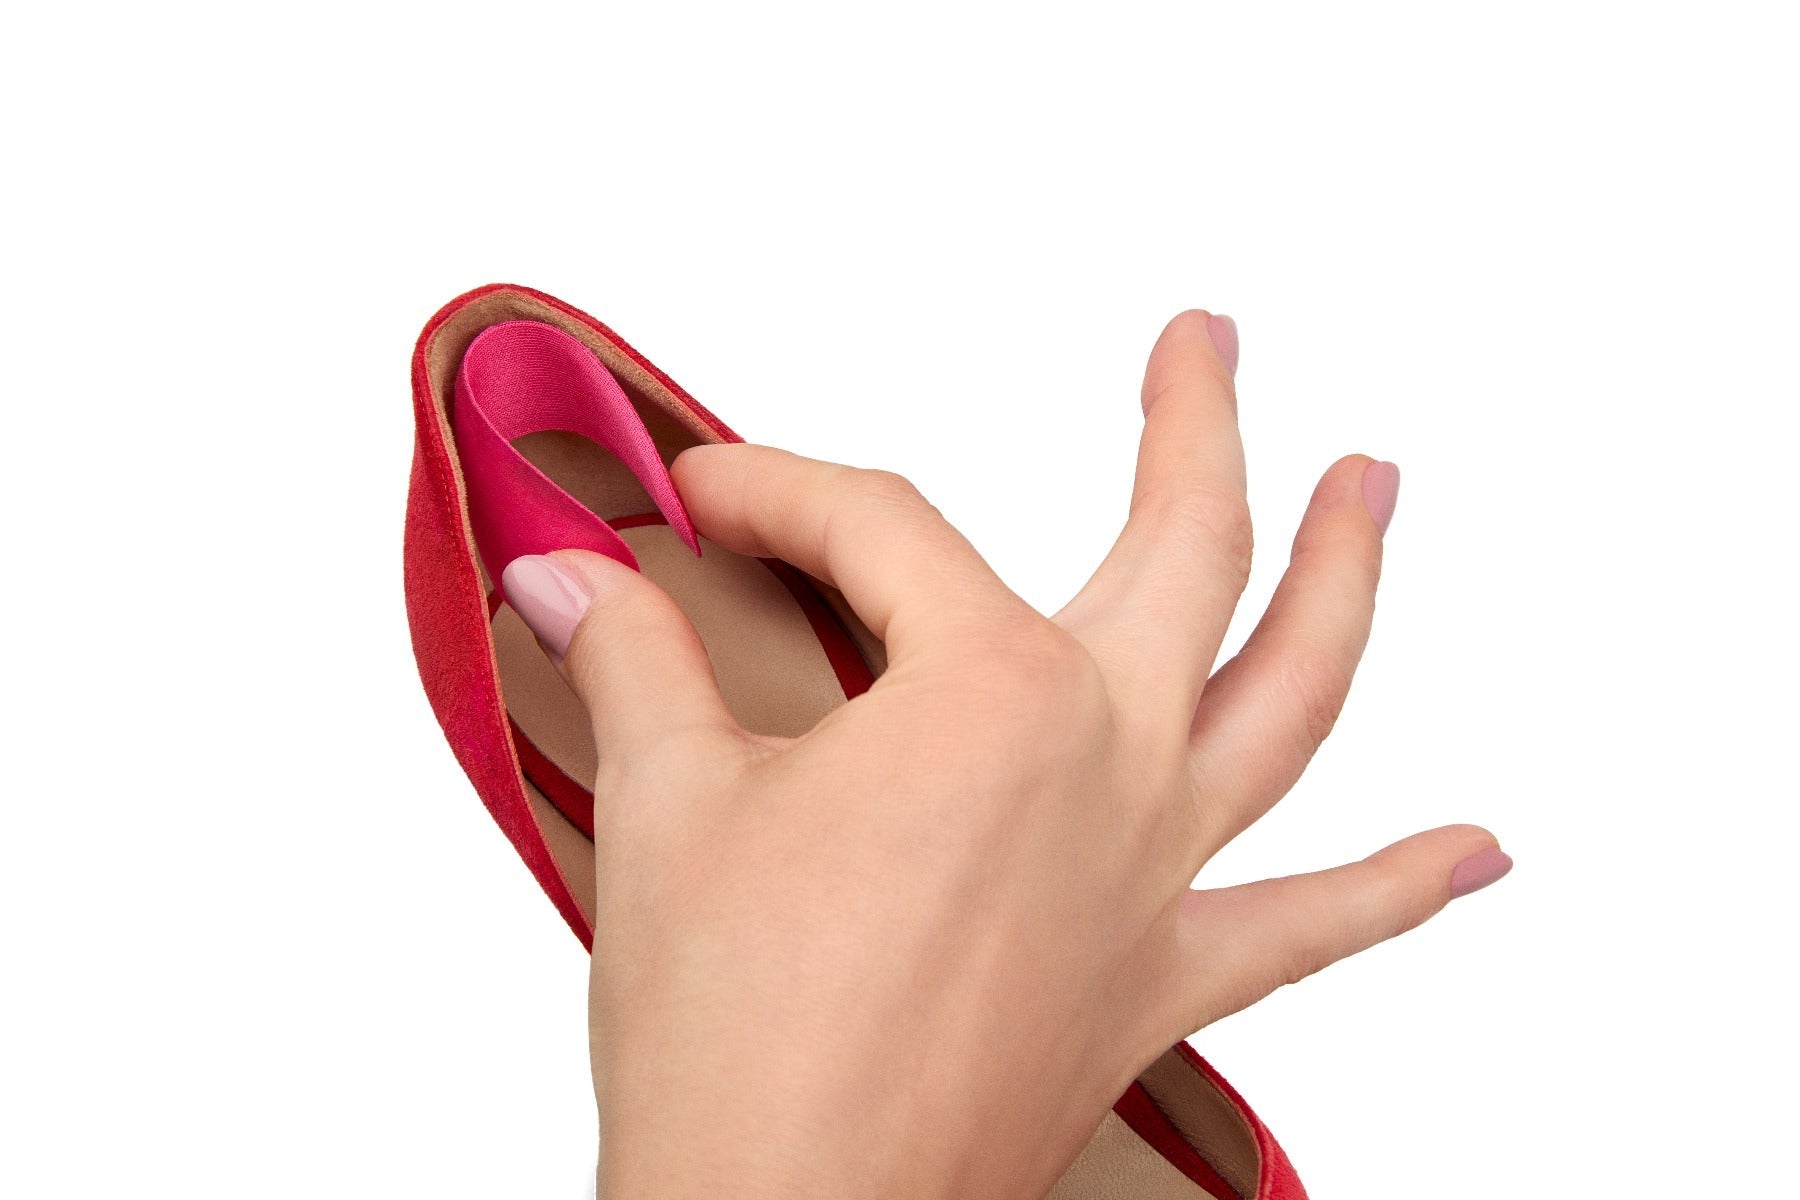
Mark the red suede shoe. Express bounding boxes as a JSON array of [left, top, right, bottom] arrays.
[[405, 283, 1307, 1200]]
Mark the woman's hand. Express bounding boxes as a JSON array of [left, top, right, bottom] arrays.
[[502, 311, 1509, 1200]]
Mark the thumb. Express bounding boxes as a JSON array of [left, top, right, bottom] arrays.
[[1167, 824, 1511, 1033], [501, 551, 741, 760]]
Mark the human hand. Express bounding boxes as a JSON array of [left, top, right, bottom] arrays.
[[500, 311, 1509, 1200]]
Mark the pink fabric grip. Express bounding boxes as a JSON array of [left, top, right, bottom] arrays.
[[452, 320, 700, 599]]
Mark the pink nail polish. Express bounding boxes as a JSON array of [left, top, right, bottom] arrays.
[[1449, 847, 1513, 899], [1206, 313, 1239, 378], [501, 555, 592, 659], [1361, 460, 1401, 535]]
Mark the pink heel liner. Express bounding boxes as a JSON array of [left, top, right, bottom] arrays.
[[452, 320, 699, 597]]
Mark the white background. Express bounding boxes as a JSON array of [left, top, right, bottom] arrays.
[[3, 3, 1795, 1196]]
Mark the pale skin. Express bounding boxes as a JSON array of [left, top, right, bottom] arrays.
[[512, 312, 1507, 1199]]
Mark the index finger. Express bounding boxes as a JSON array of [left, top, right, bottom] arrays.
[[671, 443, 1018, 657]]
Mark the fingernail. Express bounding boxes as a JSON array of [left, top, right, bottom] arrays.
[[1361, 460, 1401, 535], [1449, 847, 1513, 899], [501, 555, 591, 659], [1206, 313, 1239, 377]]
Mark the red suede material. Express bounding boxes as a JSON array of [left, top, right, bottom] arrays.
[[1112, 1081, 1242, 1199], [406, 285, 1306, 1198], [406, 364, 592, 946], [1178, 1045, 1308, 1200]]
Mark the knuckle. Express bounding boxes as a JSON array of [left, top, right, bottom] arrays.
[[851, 468, 927, 511], [989, 617, 1072, 677], [830, 469, 940, 547], [1315, 535, 1384, 605], [980, 619, 1105, 711], [1275, 944, 1330, 991], [820, 468, 935, 559], [1280, 641, 1356, 751], [1356, 856, 1429, 942], [1156, 487, 1254, 586]]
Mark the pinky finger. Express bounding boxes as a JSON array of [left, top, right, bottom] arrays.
[[1166, 825, 1511, 1033]]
